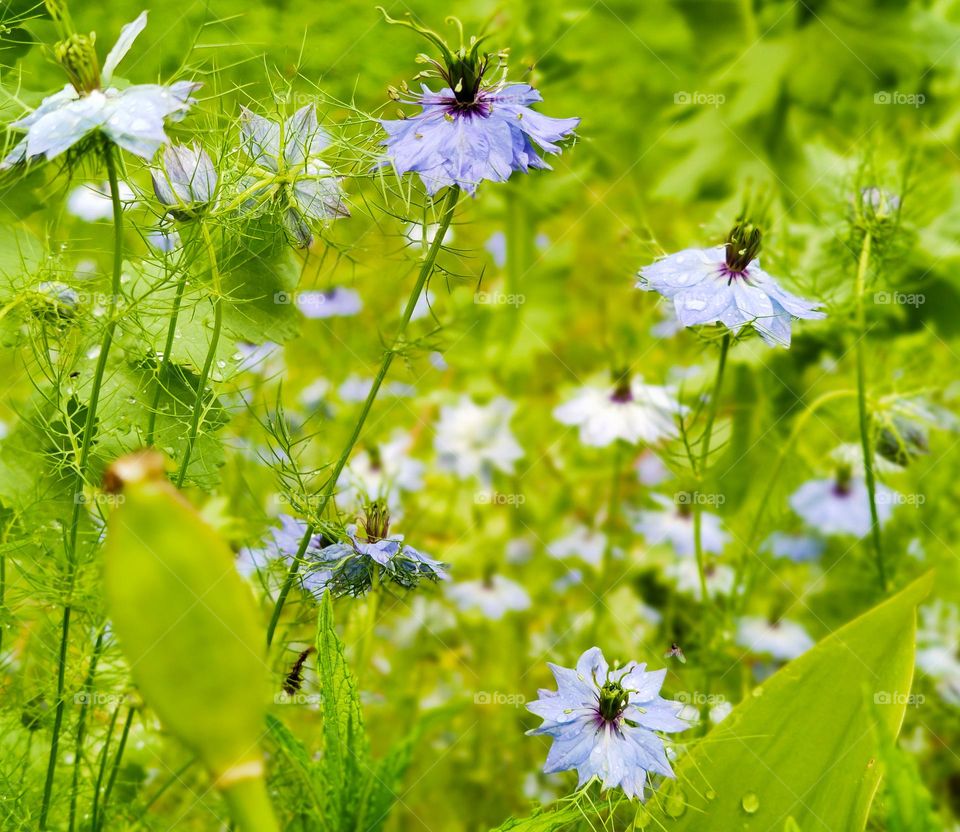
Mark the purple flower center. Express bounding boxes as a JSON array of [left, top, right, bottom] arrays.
[[718, 264, 749, 285], [441, 92, 493, 119]]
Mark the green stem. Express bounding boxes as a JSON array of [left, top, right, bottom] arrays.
[[89, 702, 120, 830], [40, 143, 125, 830], [854, 231, 887, 590], [95, 706, 135, 831], [69, 625, 107, 832], [692, 332, 730, 605], [175, 221, 223, 488], [265, 186, 460, 647], [146, 249, 188, 446]]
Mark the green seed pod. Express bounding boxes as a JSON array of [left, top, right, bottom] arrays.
[[103, 451, 277, 831]]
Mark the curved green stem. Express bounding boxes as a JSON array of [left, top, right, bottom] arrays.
[[854, 231, 887, 590], [175, 221, 223, 488], [41, 143, 125, 830], [265, 186, 461, 646], [220, 776, 280, 832]]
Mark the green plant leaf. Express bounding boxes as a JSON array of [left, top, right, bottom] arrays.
[[650, 574, 933, 830], [316, 592, 370, 832]]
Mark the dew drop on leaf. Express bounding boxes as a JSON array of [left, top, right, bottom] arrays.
[[741, 792, 760, 814]]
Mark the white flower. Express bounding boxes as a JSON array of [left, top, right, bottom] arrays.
[[404, 222, 454, 248], [789, 475, 897, 537], [634, 494, 728, 557], [666, 560, 735, 600], [336, 431, 425, 514], [547, 525, 607, 568], [635, 449, 672, 486], [2, 13, 199, 168], [447, 575, 531, 620], [338, 375, 415, 402], [637, 240, 825, 348], [554, 376, 682, 447], [735, 616, 814, 660], [709, 700, 733, 724], [67, 180, 136, 221], [434, 396, 524, 482], [917, 602, 960, 706]]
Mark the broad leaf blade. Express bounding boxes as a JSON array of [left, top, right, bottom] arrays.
[[654, 574, 932, 830]]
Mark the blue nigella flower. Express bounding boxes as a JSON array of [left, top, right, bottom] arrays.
[[526, 647, 688, 800], [299, 502, 449, 597], [637, 222, 824, 348], [1, 12, 199, 168], [377, 12, 579, 195]]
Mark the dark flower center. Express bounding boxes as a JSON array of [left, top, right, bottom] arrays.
[[610, 369, 633, 403], [598, 680, 629, 722], [833, 464, 853, 497], [723, 221, 762, 277]]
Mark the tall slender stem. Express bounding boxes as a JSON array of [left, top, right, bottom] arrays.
[[692, 332, 730, 605], [40, 143, 125, 830], [146, 247, 187, 446], [69, 625, 107, 832], [95, 705, 135, 830], [854, 231, 887, 590], [265, 186, 460, 646], [175, 221, 223, 488]]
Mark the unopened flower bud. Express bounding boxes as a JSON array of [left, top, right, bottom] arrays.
[[55, 32, 101, 94], [151, 144, 218, 219]]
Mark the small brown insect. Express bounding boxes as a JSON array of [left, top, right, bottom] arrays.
[[282, 646, 315, 695]]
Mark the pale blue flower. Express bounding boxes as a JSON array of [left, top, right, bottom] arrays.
[[303, 508, 448, 598], [789, 475, 897, 537], [637, 230, 824, 348], [526, 647, 688, 800], [296, 287, 363, 319], [2, 13, 199, 168], [762, 531, 824, 562], [381, 83, 579, 195], [236, 514, 325, 578], [735, 616, 814, 660], [377, 14, 578, 195]]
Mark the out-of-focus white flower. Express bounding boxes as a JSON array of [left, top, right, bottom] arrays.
[[67, 180, 136, 221], [547, 525, 607, 568], [634, 494, 728, 557], [337, 431, 425, 514], [554, 375, 682, 447], [665, 559, 735, 600], [434, 396, 524, 482], [447, 574, 531, 620], [735, 616, 814, 660]]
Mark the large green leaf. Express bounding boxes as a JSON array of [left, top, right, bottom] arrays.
[[649, 574, 932, 830]]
